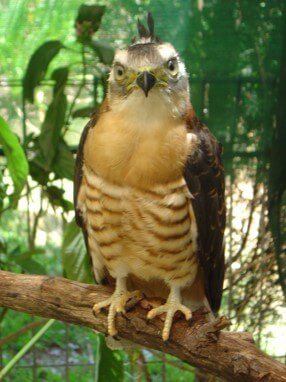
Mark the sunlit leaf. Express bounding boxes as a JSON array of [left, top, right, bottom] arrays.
[[38, 90, 67, 170], [0, 116, 29, 205], [23, 40, 64, 103], [95, 334, 124, 382], [61, 220, 94, 283]]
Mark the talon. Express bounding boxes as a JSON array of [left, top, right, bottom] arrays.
[[146, 287, 192, 341], [116, 306, 126, 314], [92, 279, 141, 337], [162, 330, 169, 342], [147, 310, 156, 320], [93, 299, 112, 314]]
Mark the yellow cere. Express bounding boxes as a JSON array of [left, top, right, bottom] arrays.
[[124, 66, 169, 91]]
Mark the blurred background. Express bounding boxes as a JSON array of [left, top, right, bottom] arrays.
[[0, 0, 285, 381]]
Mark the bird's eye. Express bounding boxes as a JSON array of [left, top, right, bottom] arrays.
[[114, 65, 125, 80], [166, 59, 178, 76]]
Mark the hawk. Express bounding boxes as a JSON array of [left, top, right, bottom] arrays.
[[74, 13, 225, 341]]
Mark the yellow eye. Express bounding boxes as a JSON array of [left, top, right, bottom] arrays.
[[114, 64, 125, 81], [166, 58, 178, 76]]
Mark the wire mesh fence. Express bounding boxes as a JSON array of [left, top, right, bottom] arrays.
[[0, 70, 285, 381], [1, 2, 286, 377]]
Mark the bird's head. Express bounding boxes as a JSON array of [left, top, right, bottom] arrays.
[[107, 13, 190, 121]]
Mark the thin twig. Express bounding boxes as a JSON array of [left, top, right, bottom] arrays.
[[63, 44, 88, 135]]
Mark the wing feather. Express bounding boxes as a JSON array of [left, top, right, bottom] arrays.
[[73, 113, 99, 279], [184, 112, 226, 312], [74, 113, 98, 228]]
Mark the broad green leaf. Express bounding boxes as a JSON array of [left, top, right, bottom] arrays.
[[90, 41, 115, 65], [23, 40, 64, 103], [61, 220, 94, 283], [95, 334, 123, 382], [0, 116, 29, 204], [38, 90, 67, 170], [52, 139, 75, 181]]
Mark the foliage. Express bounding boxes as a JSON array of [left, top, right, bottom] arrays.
[[61, 219, 93, 283], [95, 335, 123, 382], [22, 41, 64, 103], [0, 116, 28, 207]]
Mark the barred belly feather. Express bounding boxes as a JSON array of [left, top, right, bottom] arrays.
[[80, 165, 198, 288]]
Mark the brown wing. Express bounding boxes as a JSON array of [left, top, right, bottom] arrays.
[[74, 109, 114, 285], [73, 112, 101, 276], [184, 113, 226, 313], [74, 112, 98, 229]]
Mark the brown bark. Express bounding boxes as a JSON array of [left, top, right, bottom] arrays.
[[0, 270, 285, 381]]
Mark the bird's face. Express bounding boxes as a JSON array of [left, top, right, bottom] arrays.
[[108, 42, 190, 120]]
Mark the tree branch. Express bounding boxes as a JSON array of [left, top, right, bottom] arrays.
[[0, 271, 285, 382]]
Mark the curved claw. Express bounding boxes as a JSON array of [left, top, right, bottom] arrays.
[[147, 287, 192, 341], [93, 289, 141, 336]]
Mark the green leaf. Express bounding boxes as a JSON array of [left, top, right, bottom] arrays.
[[38, 90, 67, 170], [95, 334, 123, 382], [29, 158, 49, 185], [0, 170, 7, 212], [0, 116, 29, 204], [51, 139, 75, 181], [51, 66, 69, 96], [8, 247, 46, 274], [61, 220, 94, 283], [75, 5, 105, 42], [16, 259, 46, 275], [13, 248, 46, 262], [60, 199, 74, 212], [23, 40, 64, 103], [90, 40, 115, 65], [45, 185, 73, 212]]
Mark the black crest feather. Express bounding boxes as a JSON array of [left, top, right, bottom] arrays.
[[147, 12, 154, 38], [133, 12, 160, 44]]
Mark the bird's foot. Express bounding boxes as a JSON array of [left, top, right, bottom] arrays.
[[93, 289, 142, 336], [147, 291, 192, 341]]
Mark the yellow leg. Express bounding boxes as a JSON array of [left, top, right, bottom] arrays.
[[147, 286, 192, 341], [93, 277, 140, 336]]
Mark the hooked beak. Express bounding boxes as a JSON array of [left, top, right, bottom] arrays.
[[136, 71, 156, 97]]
